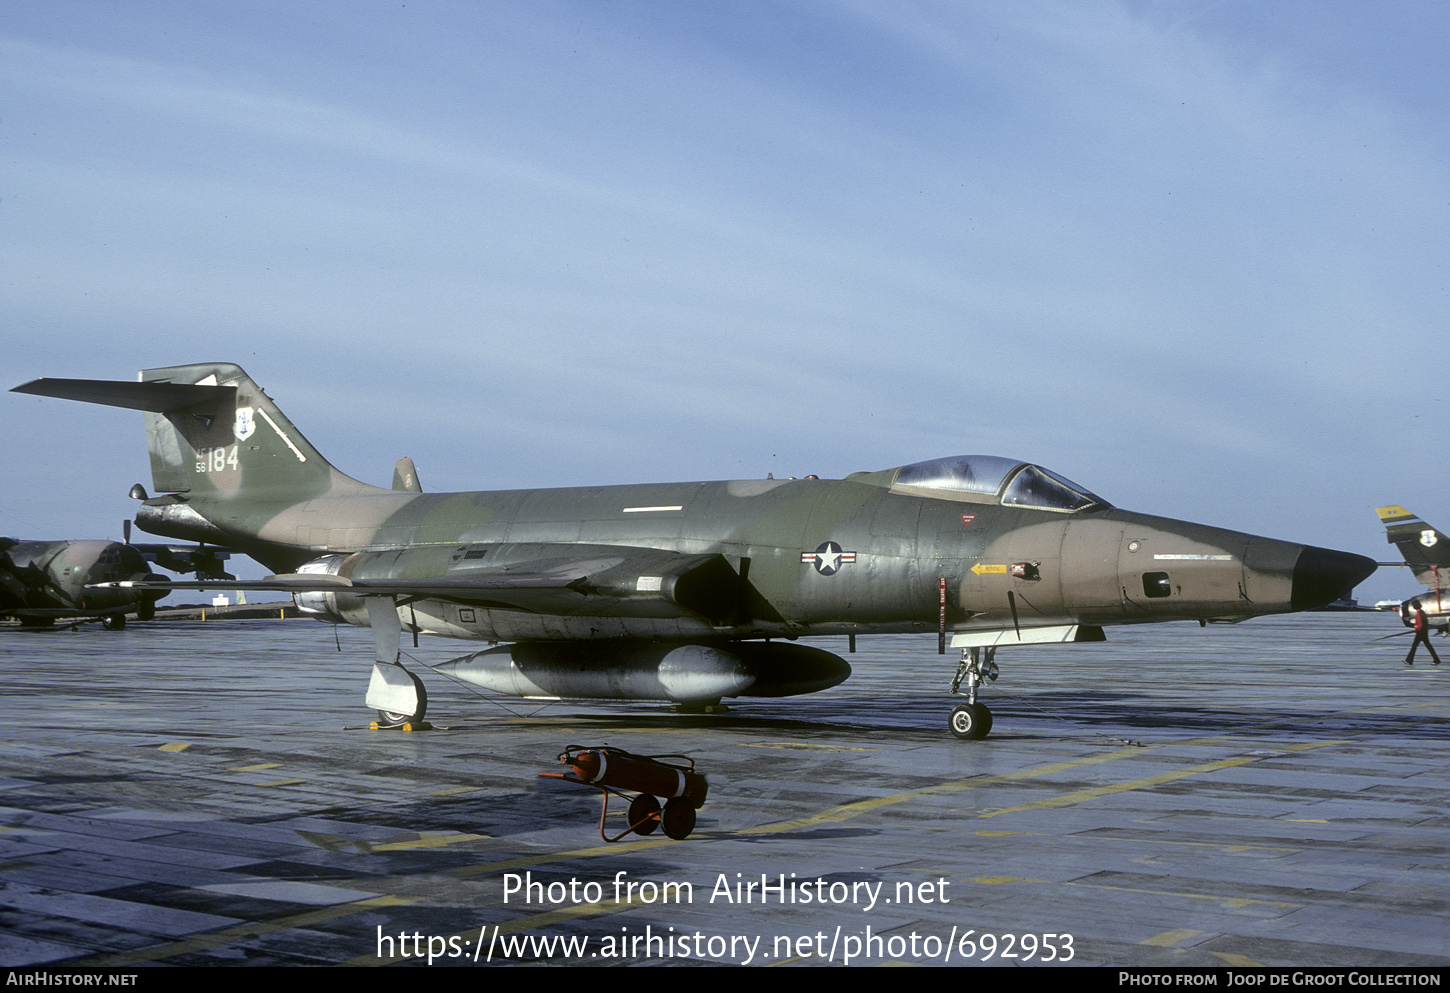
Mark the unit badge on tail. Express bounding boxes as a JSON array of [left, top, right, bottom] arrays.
[[233, 407, 255, 442]]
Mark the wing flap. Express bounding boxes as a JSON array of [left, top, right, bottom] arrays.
[[93, 546, 744, 624]]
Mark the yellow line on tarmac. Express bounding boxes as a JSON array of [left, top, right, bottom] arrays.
[[736, 746, 1147, 834], [81, 731, 1363, 966], [1142, 928, 1203, 947], [411, 733, 1352, 964], [371, 833, 489, 851], [84, 895, 419, 966], [1074, 880, 1299, 912], [450, 836, 684, 878], [981, 739, 1344, 818], [447, 745, 1148, 876], [745, 742, 878, 752]]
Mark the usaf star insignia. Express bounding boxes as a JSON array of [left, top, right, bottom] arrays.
[[802, 540, 856, 576]]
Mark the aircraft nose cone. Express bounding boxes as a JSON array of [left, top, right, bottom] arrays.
[[1290, 546, 1378, 611]]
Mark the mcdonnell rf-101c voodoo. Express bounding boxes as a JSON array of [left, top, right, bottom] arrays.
[[13, 363, 1375, 739]]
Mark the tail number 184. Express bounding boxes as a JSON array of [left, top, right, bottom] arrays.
[[196, 446, 238, 473]]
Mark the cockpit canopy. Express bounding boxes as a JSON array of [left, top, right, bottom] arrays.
[[889, 455, 1108, 512]]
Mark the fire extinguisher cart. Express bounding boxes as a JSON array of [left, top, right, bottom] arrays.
[[541, 745, 709, 842]]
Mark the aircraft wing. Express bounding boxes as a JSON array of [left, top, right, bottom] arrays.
[[93, 547, 746, 625]]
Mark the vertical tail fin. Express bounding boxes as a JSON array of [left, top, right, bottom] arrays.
[[1376, 506, 1449, 588], [392, 456, 423, 493], [13, 362, 374, 502]]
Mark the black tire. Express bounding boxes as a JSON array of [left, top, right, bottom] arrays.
[[949, 702, 990, 741], [628, 794, 661, 835], [102, 613, 126, 631], [661, 797, 696, 840]]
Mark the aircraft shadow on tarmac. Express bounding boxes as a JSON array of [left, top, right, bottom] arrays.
[[440, 687, 1444, 742]]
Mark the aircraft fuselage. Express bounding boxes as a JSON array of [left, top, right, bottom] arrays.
[[134, 475, 1355, 645]]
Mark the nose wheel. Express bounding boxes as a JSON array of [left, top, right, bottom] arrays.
[[949, 646, 999, 741], [949, 702, 992, 740]]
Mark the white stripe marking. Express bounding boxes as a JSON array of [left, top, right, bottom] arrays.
[[257, 409, 308, 462], [622, 505, 682, 513]]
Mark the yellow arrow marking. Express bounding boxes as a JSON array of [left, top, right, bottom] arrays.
[[971, 563, 1007, 575], [1143, 928, 1203, 947], [371, 833, 489, 851]]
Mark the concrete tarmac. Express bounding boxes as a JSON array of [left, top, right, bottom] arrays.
[[0, 612, 1445, 967]]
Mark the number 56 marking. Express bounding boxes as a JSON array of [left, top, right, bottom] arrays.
[[196, 446, 238, 473]]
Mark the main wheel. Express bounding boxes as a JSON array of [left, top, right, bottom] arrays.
[[949, 702, 991, 741], [376, 668, 429, 725], [628, 794, 661, 835], [102, 613, 126, 630], [661, 797, 696, 840]]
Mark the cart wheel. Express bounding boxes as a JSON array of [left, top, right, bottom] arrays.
[[628, 794, 661, 835], [661, 796, 696, 840]]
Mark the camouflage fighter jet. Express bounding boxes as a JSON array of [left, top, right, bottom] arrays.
[[1375, 506, 1449, 634], [13, 363, 1375, 739]]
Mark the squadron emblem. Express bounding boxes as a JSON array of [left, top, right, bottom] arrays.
[[233, 407, 256, 442], [1422, 529, 1438, 548], [802, 540, 856, 576]]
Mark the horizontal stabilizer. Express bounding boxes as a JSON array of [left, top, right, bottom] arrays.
[[12, 378, 235, 413]]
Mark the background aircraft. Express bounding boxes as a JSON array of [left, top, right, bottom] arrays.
[[0, 532, 228, 629], [1, 537, 162, 628], [14, 363, 1375, 738], [1375, 506, 1449, 633]]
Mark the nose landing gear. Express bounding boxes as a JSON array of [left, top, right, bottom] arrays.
[[949, 646, 998, 740]]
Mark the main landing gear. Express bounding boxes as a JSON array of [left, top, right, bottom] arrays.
[[363, 598, 430, 728], [368, 661, 429, 726], [949, 646, 999, 741]]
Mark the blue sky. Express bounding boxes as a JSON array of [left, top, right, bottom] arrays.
[[3, 1, 1446, 603]]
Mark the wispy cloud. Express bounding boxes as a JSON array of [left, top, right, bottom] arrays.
[[2, 1, 1444, 598]]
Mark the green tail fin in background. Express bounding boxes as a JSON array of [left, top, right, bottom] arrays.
[[1376, 505, 1449, 589]]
